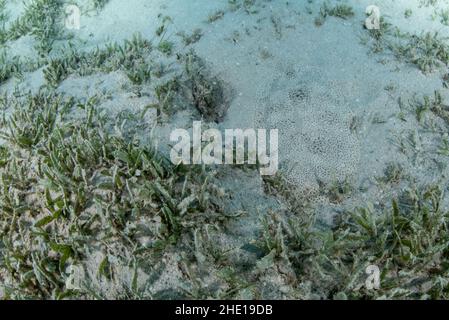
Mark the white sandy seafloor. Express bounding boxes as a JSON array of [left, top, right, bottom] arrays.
[[2, 0, 449, 299]]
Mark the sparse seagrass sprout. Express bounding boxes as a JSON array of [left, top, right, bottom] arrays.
[[0, 51, 23, 84], [328, 4, 354, 19], [207, 10, 225, 23], [92, 0, 109, 10], [440, 9, 449, 26], [315, 3, 354, 26], [404, 9, 413, 19], [157, 40, 174, 56], [409, 91, 447, 123], [183, 51, 230, 122], [393, 32, 449, 73], [0, 0, 7, 44], [177, 28, 203, 46], [43, 33, 153, 87], [376, 162, 405, 185], [270, 15, 282, 39], [243, 0, 257, 14]]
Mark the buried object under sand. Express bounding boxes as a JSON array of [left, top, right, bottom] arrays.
[[184, 51, 231, 122]]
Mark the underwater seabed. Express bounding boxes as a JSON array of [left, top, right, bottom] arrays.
[[1, 0, 449, 299]]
